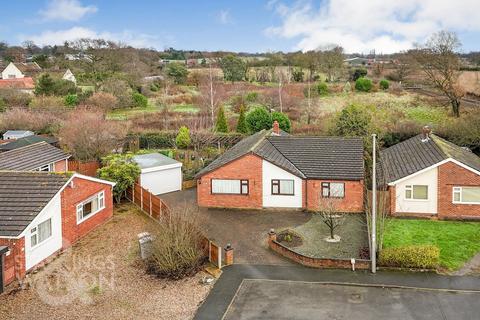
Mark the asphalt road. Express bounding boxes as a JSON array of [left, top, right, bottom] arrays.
[[224, 279, 479, 320]]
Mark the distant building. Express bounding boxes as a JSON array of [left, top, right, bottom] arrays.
[[2, 130, 34, 140], [0, 77, 35, 94], [343, 57, 372, 66], [62, 69, 77, 85], [64, 53, 92, 62], [0, 62, 41, 79]]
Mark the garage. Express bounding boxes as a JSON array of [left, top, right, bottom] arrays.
[[133, 153, 183, 195]]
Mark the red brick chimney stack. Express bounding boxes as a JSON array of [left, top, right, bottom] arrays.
[[272, 120, 280, 135]]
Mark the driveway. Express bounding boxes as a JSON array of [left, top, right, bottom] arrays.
[[160, 189, 311, 265]]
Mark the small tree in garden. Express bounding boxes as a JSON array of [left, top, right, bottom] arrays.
[[245, 106, 271, 133], [215, 105, 228, 133], [317, 199, 345, 241], [355, 77, 373, 92], [236, 105, 248, 134], [166, 63, 189, 84], [132, 92, 148, 108], [351, 68, 368, 81], [97, 153, 141, 203], [332, 104, 371, 137], [64, 94, 78, 107], [175, 126, 191, 149], [219, 54, 247, 83], [35, 74, 56, 95], [271, 111, 291, 133], [291, 68, 304, 82], [316, 82, 329, 96], [379, 79, 390, 90]]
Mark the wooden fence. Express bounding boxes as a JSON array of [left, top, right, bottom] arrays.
[[68, 160, 101, 177]]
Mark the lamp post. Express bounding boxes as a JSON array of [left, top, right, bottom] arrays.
[[371, 134, 377, 273]]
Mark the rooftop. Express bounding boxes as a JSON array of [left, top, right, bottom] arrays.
[[133, 153, 181, 169], [0, 142, 70, 171], [0, 135, 58, 151]]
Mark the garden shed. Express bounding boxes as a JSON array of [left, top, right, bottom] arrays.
[[133, 153, 183, 195]]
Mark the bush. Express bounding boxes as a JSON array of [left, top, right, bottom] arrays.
[[64, 94, 79, 107], [166, 63, 189, 84], [355, 77, 373, 92], [271, 111, 291, 132], [219, 54, 247, 82], [379, 245, 440, 269], [245, 91, 258, 103], [29, 95, 65, 109], [331, 104, 371, 137], [85, 92, 118, 111], [316, 82, 329, 96], [0, 88, 32, 107], [147, 205, 206, 279], [100, 78, 133, 109], [176, 126, 191, 149], [245, 106, 271, 133], [351, 68, 368, 81], [292, 68, 304, 82], [0, 108, 62, 134], [0, 98, 5, 113], [132, 92, 148, 108], [379, 79, 390, 90]]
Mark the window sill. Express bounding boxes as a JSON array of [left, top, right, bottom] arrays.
[[452, 201, 480, 205]]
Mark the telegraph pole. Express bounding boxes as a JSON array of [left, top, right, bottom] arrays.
[[371, 134, 377, 273]]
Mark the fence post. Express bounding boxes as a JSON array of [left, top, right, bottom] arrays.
[[149, 192, 152, 217], [140, 187, 143, 211], [224, 244, 234, 266], [132, 184, 135, 203]]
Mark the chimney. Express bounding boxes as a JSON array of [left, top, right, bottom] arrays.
[[421, 126, 431, 142], [272, 120, 280, 135]]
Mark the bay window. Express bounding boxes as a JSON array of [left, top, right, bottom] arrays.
[[453, 187, 480, 204], [211, 179, 249, 195]]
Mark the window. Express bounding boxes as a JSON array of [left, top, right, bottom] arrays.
[[76, 191, 105, 223], [321, 182, 345, 198], [36, 163, 54, 172], [405, 185, 428, 200], [30, 218, 52, 247], [211, 179, 249, 195], [271, 179, 294, 195], [453, 187, 480, 204]]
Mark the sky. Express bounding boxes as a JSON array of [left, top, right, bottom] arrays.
[[1, 0, 480, 54]]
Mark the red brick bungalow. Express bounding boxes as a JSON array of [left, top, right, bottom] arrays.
[[0, 171, 115, 288], [196, 123, 365, 212], [380, 128, 480, 220]]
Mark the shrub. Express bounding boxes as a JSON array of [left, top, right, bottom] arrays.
[[271, 111, 291, 132], [64, 94, 79, 107], [215, 105, 228, 133], [166, 63, 189, 84], [245, 106, 271, 133], [29, 95, 65, 109], [132, 92, 148, 108], [245, 91, 258, 103], [331, 104, 371, 137], [147, 205, 206, 279], [316, 82, 329, 96], [0, 98, 5, 113], [292, 68, 304, 82], [97, 153, 141, 203], [351, 68, 368, 81], [379, 79, 390, 90], [0, 108, 62, 134], [175, 126, 191, 149], [0, 88, 31, 107], [379, 245, 440, 269], [85, 92, 118, 111], [355, 77, 373, 92], [100, 78, 133, 109], [236, 105, 248, 134], [219, 54, 247, 83]]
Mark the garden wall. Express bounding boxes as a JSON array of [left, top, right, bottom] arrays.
[[267, 231, 370, 270]]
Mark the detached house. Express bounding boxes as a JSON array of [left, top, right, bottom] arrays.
[[0, 171, 115, 286], [380, 128, 480, 220], [0, 142, 70, 172], [196, 122, 365, 212]]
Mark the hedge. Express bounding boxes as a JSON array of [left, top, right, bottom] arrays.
[[133, 131, 244, 150], [379, 245, 440, 269]]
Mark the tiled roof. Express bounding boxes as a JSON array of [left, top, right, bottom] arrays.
[[0, 77, 35, 89], [196, 131, 365, 180], [380, 134, 480, 183], [0, 171, 70, 237], [0, 135, 58, 151], [0, 142, 70, 171]]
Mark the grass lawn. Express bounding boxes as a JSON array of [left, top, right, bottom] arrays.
[[106, 99, 160, 120], [172, 103, 200, 113], [383, 219, 480, 270]]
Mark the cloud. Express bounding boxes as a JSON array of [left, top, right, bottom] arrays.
[[39, 0, 97, 21], [266, 0, 480, 53], [19, 26, 165, 49], [217, 9, 232, 24]]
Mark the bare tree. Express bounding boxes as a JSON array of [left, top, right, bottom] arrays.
[[317, 198, 345, 241], [320, 46, 345, 82], [199, 62, 225, 127], [410, 31, 464, 117]]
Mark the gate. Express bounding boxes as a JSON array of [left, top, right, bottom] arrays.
[[209, 241, 222, 269]]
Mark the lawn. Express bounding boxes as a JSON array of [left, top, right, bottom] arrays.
[[383, 219, 480, 270], [106, 99, 160, 120]]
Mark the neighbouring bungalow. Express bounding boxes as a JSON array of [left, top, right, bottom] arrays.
[[0, 171, 115, 286], [0, 62, 41, 79], [0, 77, 35, 94], [0, 135, 58, 152], [62, 68, 77, 85], [0, 142, 70, 172], [195, 122, 365, 212], [2, 130, 34, 140], [380, 127, 480, 220]]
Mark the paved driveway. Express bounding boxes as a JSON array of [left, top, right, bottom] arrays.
[[160, 189, 311, 265]]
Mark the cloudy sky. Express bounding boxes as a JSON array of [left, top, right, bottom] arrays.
[[1, 0, 480, 53]]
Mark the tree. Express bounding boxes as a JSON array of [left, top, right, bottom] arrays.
[[390, 53, 413, 82], [271, 111, 291, 133], [166, 63, 188, 84], [379, 79, 390, 90], [132, 92, 148, 108], [85, 92, 118, 110], [320, 46, 345, 82], [58, 109, 127, 161], [245, 106, 271, 133], [215, 105, 228, 133], [355, 77, 373, 92], [410, 31, 464, 117], [100, 78, 133, 108], [236, 105, 248, 134], [35, 74, 56, 95], [291, 68, 304, 82], [317, 199, 345, 241], [332, 104, 371, 137], [175, 126, 191, 149], [219, 54, 247, 83], [97, 153, 141, 203], [351, 68, 368, 81], [316, 82, 329, 96], [64, 94, 78, 107]]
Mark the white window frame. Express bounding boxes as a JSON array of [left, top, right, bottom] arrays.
[[271, 179, 295, 196], [405, 185, 429, 201], [76, 191, 105, 224], [30, 218, 52, 248], [35, 163, 54, 172], [452, 186, 480, 205], [211, 179, 249, 195]]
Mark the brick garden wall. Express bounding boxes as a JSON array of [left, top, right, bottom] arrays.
[[60, 177, 114, 248], [0, 237, 25, 286], [53, 159, 68, 172], [305, 180, 364, 212], [197, 153, 263, 209]]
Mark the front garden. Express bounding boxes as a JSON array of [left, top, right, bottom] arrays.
[[382, 219, 480, 271]]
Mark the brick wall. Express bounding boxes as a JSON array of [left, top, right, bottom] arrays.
[[305, 180, 364, 212], [60, 177, 114, 248], [53, 159, 67, 172], [197, 153, 263, 209], [0, 237, 25, 286], [438, 161, 480, 219]]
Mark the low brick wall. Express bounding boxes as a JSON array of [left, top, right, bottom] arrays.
[[268, 231, 370, 270]]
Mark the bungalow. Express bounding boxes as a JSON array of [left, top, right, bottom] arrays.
[[0, 135, 58, 152], [0, 171, 115, 286], [380, 127, 480, 220], [62, 69, 77, 85], [0, 77, 35, 94], [195, 122, 365, 212], [0, 62, 41, 79], [0, 142, 70, 172]]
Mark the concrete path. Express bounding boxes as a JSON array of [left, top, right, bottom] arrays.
[[453, 252, 480, 276], [194, 264, 480, 320]]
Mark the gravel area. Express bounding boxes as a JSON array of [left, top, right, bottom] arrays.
[[0, 203, 212, 320], [285, 214, 369, 259]]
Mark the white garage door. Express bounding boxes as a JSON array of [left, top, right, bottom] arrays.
[[140, 167, 182, 195]]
